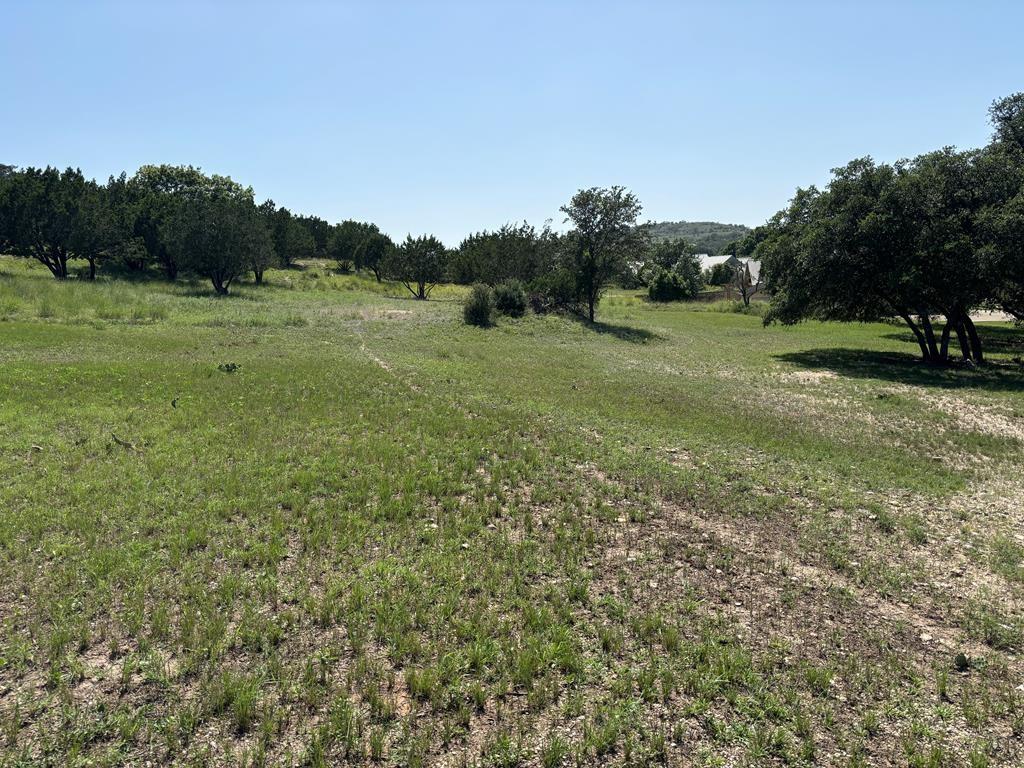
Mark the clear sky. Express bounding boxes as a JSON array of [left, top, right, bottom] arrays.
[[3, 1, 1022, 244]]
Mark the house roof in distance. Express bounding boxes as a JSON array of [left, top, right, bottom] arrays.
[[697, 254, 741, 271]]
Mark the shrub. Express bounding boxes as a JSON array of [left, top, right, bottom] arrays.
[[463, 283, 495, 327], [648, 268, 697, 302], [493, 279, 527, 317], [528, 269, 580, 315]]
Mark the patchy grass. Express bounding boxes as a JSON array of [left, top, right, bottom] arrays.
[[1, 256, 1023, 766]]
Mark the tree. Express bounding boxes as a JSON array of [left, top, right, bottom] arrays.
[[759, 160, 954, 361], [171, 191, 261, 295], [560, 187, 647, 321], [705, 261, 735, 286], [328, 220, 378, 271], [0, 166, 138, 280], [283, 218, 315, 266], [979, 101, 1024, 322], [295, 214, 331, 255], [989, 92, 1024, 151], [896, 148, 997, 363], [0, 167, 97, 278], [452, 222, 553, 285], [103, 173, 148, 272], [71, 177, 121, 280], [249, 209, 277, 285], [759, 153, 1003, 364], [258, 204, 313, 268], [731, 261, 762, 306], [129, 165, 249, 280], [354, 231, 394, 281], [646, 238, 690, 271], [384, 235, 448, 299]]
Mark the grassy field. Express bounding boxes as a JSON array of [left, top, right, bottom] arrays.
[[1, 257, 1023, 767]]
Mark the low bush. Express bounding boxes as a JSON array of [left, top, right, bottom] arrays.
[[463, 283, 495, 327], [494, 279, 527, 317]]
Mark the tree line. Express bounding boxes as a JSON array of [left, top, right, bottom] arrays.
[[1, 165, 703, 321], [754, 93, 1024, 365], [0, 163, 394, 294]]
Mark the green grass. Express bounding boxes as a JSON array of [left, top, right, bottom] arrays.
[[1, 256, 1023, 766]]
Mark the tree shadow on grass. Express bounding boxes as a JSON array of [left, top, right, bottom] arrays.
[[571, 315, 662, 344], [882, 323, 1024, 356], [775, 348, 1024, 393]]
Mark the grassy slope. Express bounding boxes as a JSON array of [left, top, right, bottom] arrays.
[[1, 258, 1023, 767]]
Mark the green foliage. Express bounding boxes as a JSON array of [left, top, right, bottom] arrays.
[[989, 91, 1024, 150], [328, 220, 380, 273], [171, 189, 268, 295], [561, 186, 648, 321], [129, 164, 250, 280], [527, 268, 581, 315], [646, 238, 691, 271], [383, 234, 448, 300], [354, 231, 394, 281], [706, 261, 736, 286], [493, 279, 527, 317], [452, 222, 558, 286], [979, 185, 1024, 321], [758, 99, 1024, 364], [463, 283, 496, 326], [0, 166, 117, 279], [647, 267, 698, 302]]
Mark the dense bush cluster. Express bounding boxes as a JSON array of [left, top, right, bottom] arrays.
[[0, 163, 394, 294], [462, 280, 530, 327], [648, 268, 696, 302], [756, 93, 1024, 365]]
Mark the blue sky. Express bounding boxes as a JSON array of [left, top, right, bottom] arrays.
[[3, 1, 1021, 244]]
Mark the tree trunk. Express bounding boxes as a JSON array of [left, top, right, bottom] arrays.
[[899, 312, 930, 361], [254, 268, 264, 285], [588, 295, 595, 322], [939, 319, 952, 361], [962, 315, 985, 365], [371, 266, 382, 282], [953, 317, 972, 361], [86, 256, 97, 281], [919, 313, 942, 363]]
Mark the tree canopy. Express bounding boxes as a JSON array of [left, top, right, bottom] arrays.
[[757, 96, 1024, 364], [384, 235, 448, 300], [561, 187, 648, 321]]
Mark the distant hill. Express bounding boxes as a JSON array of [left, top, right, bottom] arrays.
[[646, 221, 752, 254]]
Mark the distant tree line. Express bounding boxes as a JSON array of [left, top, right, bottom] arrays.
[[754, 94, 1024, 365], [2, 159, 713, 320], [0, 163, 394, 294]]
